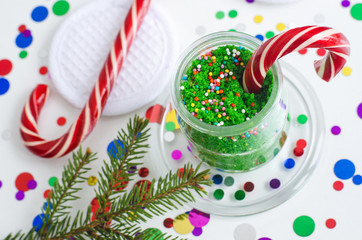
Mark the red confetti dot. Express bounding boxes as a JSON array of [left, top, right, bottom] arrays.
[[293, 147, 304, 157], [296, 139, 307, 149], [326, 218, 336, 229], [0, 59, 13, 76], [15, 172, 34, 192], [39, 66, 48, 75], [145, 105, 165, 124], [18, 25, 27, 33], [43, 189, 51, 199], [178, 168, 185, 178], [138, 167, 149, 178], [298, 49, 307, 55], [317, 48, 326, 56], [113, 174, 129, 191], [134, 180, 152, 201], [244, 181, 255, 192], [163, 218, 174, 228], [57, 117, 66, 126], [333, 181, 344, 191]]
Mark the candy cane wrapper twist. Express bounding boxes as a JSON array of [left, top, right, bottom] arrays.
[[242, 25, 350, 94], [20, 0, 151, 158]]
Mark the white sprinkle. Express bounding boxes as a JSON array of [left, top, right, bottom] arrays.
[[232, 53, 236, 57], [220, 74, 224, 78], [180, 86, 185, 90], [205, 93, 208, 96], [229, 71, 233, 75], [246, 117, 250, 121], [201, 107, 205, 110], [197, 64, 201, 68], [241, 109, 245, 113]]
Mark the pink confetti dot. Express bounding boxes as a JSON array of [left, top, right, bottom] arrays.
[[331, 126, 341, 135], [171, 150, 183, 160]]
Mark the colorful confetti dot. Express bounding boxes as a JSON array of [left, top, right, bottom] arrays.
[[189, 209, 210, 228], [53, 0, 70, 16], [18, 25, 26, 33], [244, 182, 254, 192], [234, 190, 246, 201], [48, 176, 58, 187], [212, 174, 223, 185], [171, 150, 183, 160], [216, 11, 225, 20], [342, 66, 352, 76], [31, 6, 49, 22], [258, 238, 272, 240], [298, 49, 308, 55], [39, 66, 48, 75], [234, 223, 257, 240], [296, 139, 307, 148], [163, 218, 173, 228], [326, 218, 337, 229], [107, 139, 125, 159], [265, 31, 275, 39], [255, 34, 264, 41], [173, 213, 194, 235], [246, 0, 254, 3], [164, 131, 175, 142], [254, 15, 263, 23], [293, 147, 304, 157], [333, 181, 344, 191], [192, 227, 203, 236], [57, 117, 66, 126], [213, 189, 224, 200], [224, 176, 234, 186], [15, 172, 34, 192], [87, 176, 98, 186], [229, 10, 238, 18], [284, 158, 295, 169], [342, 0, 350, 7], [0, 78, 10, 95], [334, 159, 355, 180], [269, 178, 281, 189], [293, 215, 315, 237], [276, 23, 286, 31], [0, 180, 2, 188], [44, 189, 51, 199], [351, 3, 362, 20], [145, 104, 165, 124], [33, 213, 46, 231], [352, 175, 362, 185], [27, 179, 37, 190], [16, 190, 25, 201], [138, 167, 149, 178], [297, 114, 308, 124], [316, 48, 326, 56], [0, 59, 13, 76], [165, 121, 176, 131], [15, 32, 33, 48], [331, 125, 341, 135], [357, 103, 362, 119], [19, 50, 28, 59]]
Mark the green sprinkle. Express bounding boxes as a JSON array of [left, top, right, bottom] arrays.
[[228, 10, 238, 18], [293, 216, 315, 237], [213, 189, 224, 200], [234, 190, 246, 200], [287, 113, 291, 121], [265, 31, 275, 39], [224, 176, 235, 186], [297, 114, 308, 124], [216, 11, 225, 19], [53, 0, 70, 16], [19, 50, 27, 59], [229, 29, 237, 32], [48, 176, 58, 187], [165, 122, 176, 131]]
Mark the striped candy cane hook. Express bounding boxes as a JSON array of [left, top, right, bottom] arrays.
[[242, 25, 350, 94], [20, 0, 152, 158]]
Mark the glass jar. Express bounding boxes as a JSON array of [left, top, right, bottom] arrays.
[[171, 31, 288, 172]]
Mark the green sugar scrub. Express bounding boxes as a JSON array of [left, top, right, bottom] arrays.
[[171, 31, 288, 172], [180, 45, 273, 126]]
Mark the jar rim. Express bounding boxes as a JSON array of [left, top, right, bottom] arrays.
[[171, 31, 283, 136]]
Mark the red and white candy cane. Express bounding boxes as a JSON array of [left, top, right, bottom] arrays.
[[242, 25, 350, 94], [20, 0, 151, 158]]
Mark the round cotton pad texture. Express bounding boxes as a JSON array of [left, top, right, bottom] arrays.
[[49, 0, 177, 115]]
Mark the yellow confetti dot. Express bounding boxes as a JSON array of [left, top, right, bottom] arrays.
[[166, 109, 179, 129], [342, 66, 352, 76], [195, 108, 198, 113], [87, 176, 98, 186], [276, 23, 286, 31], [254, 15, 263, 23], [173, 214, 194, 235], [191, 103, 195, 107], [218, 114, 222, 118]]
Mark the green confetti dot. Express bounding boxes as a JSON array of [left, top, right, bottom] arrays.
[[19, 50, 28, 59], [224, 176, 234, 186], [265, 31, 275, 39], [229, 29, 237, 32], [228, 10, 238, 18], [213, 189, 224, 200], [351, 3, 362, 20], [136, 228, 163, 240], [216, 11, 225, 20], [165, 121, 176, 131], [53, 0, 70, 16], [48, 176, 58, 187], [293, 215, 315, 237], [234, 190, 246, 200], [297, 114, 308, 124], [287, 113, 291, 121]]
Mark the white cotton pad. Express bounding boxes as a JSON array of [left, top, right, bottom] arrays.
[[49, 0, 177, 115]]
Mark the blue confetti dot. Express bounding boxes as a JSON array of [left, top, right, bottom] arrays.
[[15, 33, 33, 48], [31, 6, 48, 22], [32, 213, 46, 231], [0, 78, 10, 95], [353, 175, 362, 185], [284, 158, 295, 169], [43, 202, 53, 210], [212, 174, 223, 185], [334, 159, 356, 180], [255, 34, 264, 41], [107, 139, 125, 159]]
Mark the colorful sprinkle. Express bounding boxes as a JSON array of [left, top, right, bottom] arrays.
[[284, 158, 295, 169], [19, 50, 28, 59], [342, 66, 352, 76], [216, 11, 225, 20], [138, 167, 149, 178], [293, 215, 315, 237], [265, 31, 275, 39], [87, 176, 98, 186], [16, 191, 25, 201], [39, 66, 48, 75], [57, 117, 66, 126], [297, 114, 308, 124], [31, 6, 49, 22], [0, 78, 10, 95], [234, 190, 246, 201], [334, 159, 355, 180], [15, 172, 34, 192], [244, 182, 254, 192], [352, 175, 362, 185], [276, 23, 286, 31], [333, 181, 344, 191], [228, 10, 238, 18], [254, 15, 263, 23], [331, 125, 341, 135], [269, 178, 281, 189], [293, 147, 304, 157], [171, 150, 183, 160], [326, 218, 337, 229], [342, 0, 351, 7], [213, 189, 224, 200], [52, 0, 70, 16], [48, 176, 58, 187], [164, 131, 175, 142], [163, 218, 173, 228], [296, 139, 307, 148], [298, 49, 308, 55], [0, 59, 13, 76], [32, 214, 46, 231], [316, 48, 326, 56]]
